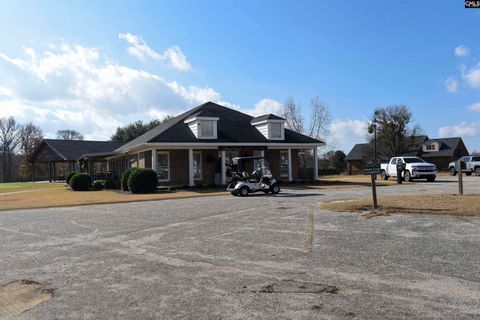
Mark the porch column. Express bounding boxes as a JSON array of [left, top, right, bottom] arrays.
[[260, 150, 265, 157], [221, 150, 226, 186], [53, 162, 56, 182], [151, 149, 157, 171], [137, 153, 140, 168], [287, 148, 293, 182], [188, 148, 194, 187], [313, 147, 319, 180]]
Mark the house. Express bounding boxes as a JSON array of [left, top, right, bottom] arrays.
[[345, 136, 469, 174], [31, 102, 324, 185]]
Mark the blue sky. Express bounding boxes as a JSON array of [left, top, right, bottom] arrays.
[[1, 0, 480, 153]]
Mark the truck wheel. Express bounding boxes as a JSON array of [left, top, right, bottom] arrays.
[[404, 170, 412, 182], [449, 167, 457, 176], [476, 167, 480, 176], [239, 186, 249, 197], [381, 170, 388, 180], [270, 183, 280, 194], [427, 176, 436, 182], [466, 172, 472, 176]]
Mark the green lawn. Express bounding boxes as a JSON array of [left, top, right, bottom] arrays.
[[0, 182, 65, 194]]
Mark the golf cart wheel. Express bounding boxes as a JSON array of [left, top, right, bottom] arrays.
[[404, 170, 412, 182], [270, 183, 280, 194], [239, 186, 249, 197], [263, 189, 270, 194], [466, 172, 472, 176], [427, 176, 436, 182], [231, 191, 238, 196], [476, 167, 480, 176], [450, 167, 457, 176]]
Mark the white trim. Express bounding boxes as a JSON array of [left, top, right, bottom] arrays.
[[221, 150, 226, 185], [108, 142, 325, 157], [188, 149, 194, 186], [250, 119, 286, 126], [193, 150, 202, 181], [156, 151, 170, 182], [151, 148, 157, 171], [287, 148, 293, 181], [184, 116, 220, 124]]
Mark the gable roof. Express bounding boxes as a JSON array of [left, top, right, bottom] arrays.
[[250, 114, 286, 123], [422, 137, 467, 158], [31, 139, 124, 162], [115, 101, 323, 153], [345, 142, 373, 160]]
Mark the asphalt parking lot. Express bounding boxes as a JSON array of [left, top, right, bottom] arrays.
[[0, 176, 479, 319]]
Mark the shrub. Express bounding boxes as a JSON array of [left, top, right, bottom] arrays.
[[127, 168, 158, 194], [92, 181, 104, 191], [70, 173, 92, 191], [104, 178, 120, 190], [66, 171, 79, 185], [121, 168, 136, 191]]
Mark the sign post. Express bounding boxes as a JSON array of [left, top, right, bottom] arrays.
[[364, 163, 381, 209], [457, 160, 464, 196]]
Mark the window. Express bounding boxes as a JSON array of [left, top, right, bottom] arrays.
[[390, 158, 397, 165], [270, 123, 282, 139], [426, 144, 436, 151], [280, 150, 289, 177], [199, 120, 215, 138], [156, 152, 169, 181], [193, 151, 202, 180]]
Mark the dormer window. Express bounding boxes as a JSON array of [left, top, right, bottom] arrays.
[[250, 114, 286, 140], [184, 116, 219, 139]]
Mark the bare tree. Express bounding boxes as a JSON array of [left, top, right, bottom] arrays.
[[56, 129, 84, 140], [19, 123, 44, 159], [0, 117, 20, 182], [282, 96, 330, 141]]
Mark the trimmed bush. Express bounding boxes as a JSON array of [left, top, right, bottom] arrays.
[[70, 173, 92, 191], [127, 168, 158, 194], [121, 168, 136, 191], [66, 171, 79, 185], [104, 178, 121, 190], [92, 181, 104, 191]]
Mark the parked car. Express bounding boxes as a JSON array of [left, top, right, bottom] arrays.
[[380, 156, 437, 182], [449, 156, 480, 176]]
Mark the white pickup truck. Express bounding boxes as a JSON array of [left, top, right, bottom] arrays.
[[380, 156, 437, 182], [449, 156, 480, 176]]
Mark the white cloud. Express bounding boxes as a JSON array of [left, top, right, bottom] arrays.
[[468, 102, 480, 112], [445, 77, 458, 93], [438, 122, 478, 138], [242, 98, 284, 117], [0, 86, 12, 97], [454, 45, 470, 57], [462, 64, 480, 88], [119, 33, 191, 71], [328, 119, 369, 152]]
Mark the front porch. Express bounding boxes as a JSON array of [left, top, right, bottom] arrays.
[[107, 146, 319, 187]]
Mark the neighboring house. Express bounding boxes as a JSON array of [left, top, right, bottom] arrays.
[[345, 136, 469, 174], [30, 139, 124, 181], [30, 102, 324, 185]]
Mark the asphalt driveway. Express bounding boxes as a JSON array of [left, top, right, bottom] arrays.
[[0, 176, 479, 319]]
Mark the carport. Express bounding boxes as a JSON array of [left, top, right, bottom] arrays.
[[29, 139, 124, 182]]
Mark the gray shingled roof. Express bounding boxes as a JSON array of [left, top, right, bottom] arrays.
[[31, 139, 124, 162], [421, 137, 464, 158], [250, 114, 286, 123], [115, 102, 322, 153]]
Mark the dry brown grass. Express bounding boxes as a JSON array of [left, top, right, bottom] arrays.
[[321, 194, 480, 216], [0, 182, 64, 194], [0, 188, 226, 211]]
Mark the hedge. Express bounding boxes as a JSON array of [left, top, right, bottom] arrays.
[[70, 173, 92, 191], [127, 168, 158, 194], [121, 168, 136, 191], [66, 171, 79, 185]]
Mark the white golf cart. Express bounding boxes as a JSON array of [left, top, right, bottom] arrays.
[[226, 156, 280, 196]]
